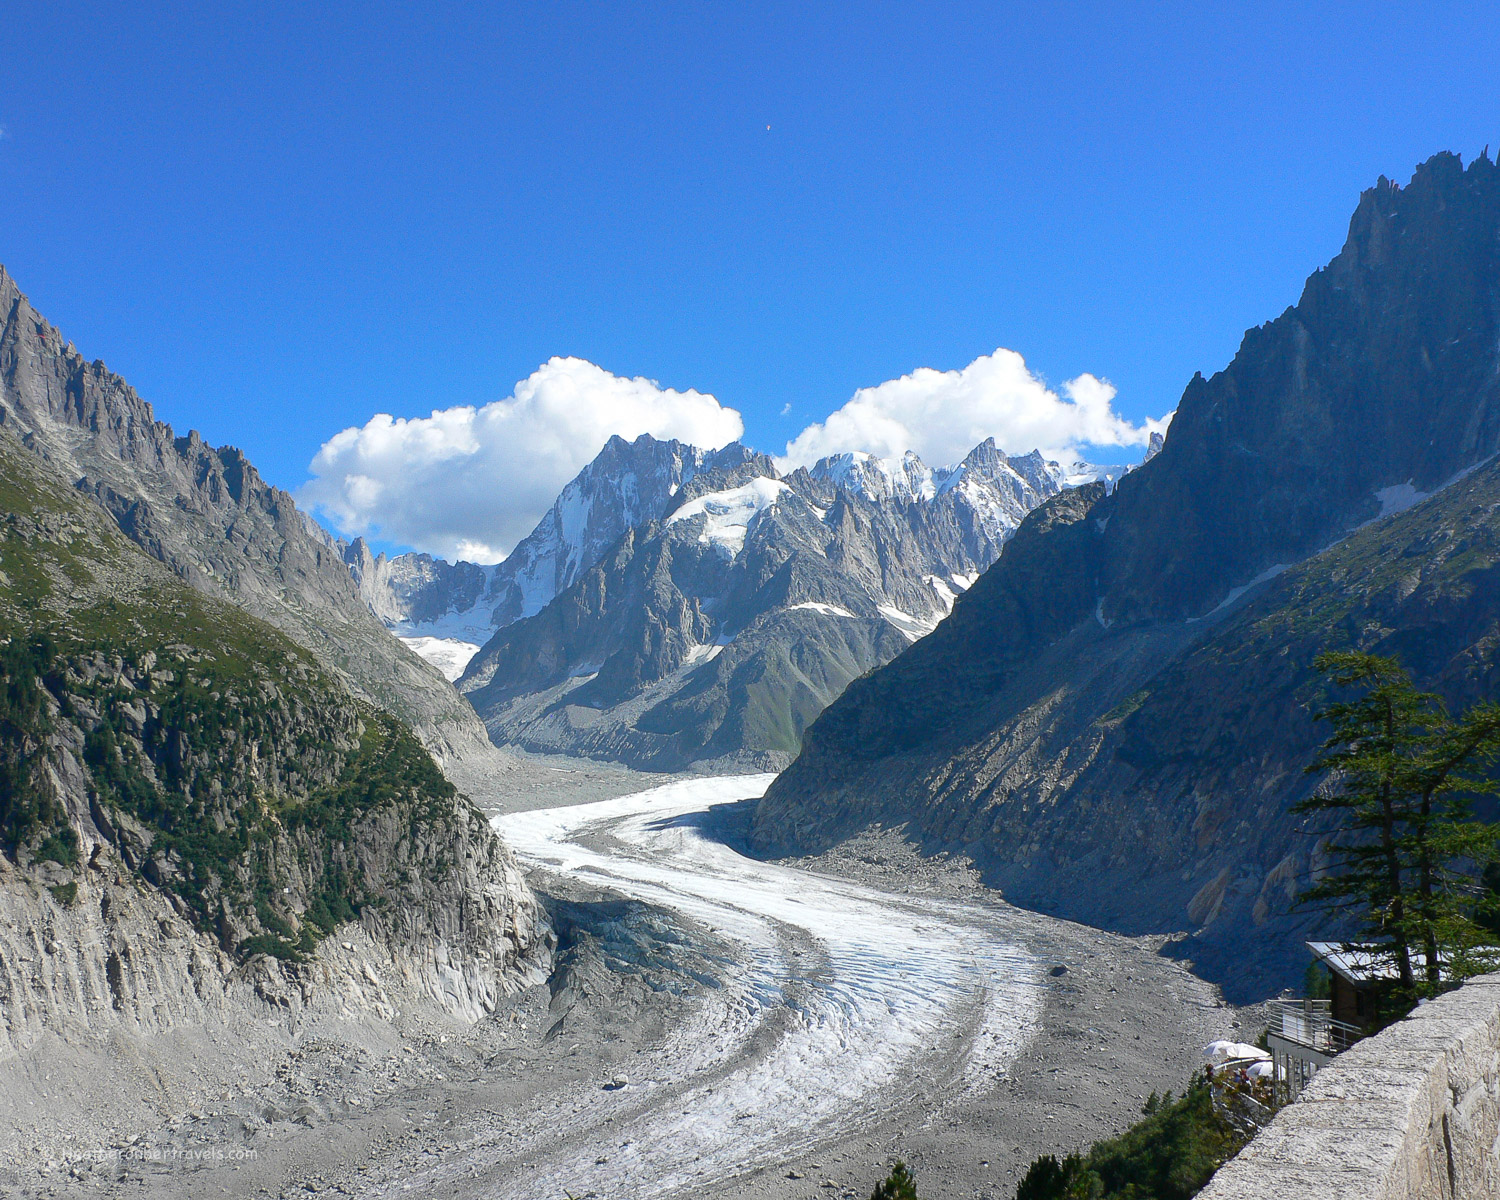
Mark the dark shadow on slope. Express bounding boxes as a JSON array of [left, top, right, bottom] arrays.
[[640, 797, 763, 858]]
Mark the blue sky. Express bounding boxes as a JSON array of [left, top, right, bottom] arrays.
[[4, 3, 1500, 559]]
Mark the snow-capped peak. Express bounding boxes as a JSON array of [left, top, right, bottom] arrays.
[[808, 449, 940, 504]]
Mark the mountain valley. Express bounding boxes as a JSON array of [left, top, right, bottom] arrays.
[[6, 147, 1500, 1200]]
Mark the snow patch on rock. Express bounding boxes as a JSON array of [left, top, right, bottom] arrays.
[[788, 601, 857, 619], [1375, 481, 1430, 518], [926, 575, 958, 611], [1187, 562, 1291, 624], [683, 643, 726, 666], [878, 604, 937, 641]]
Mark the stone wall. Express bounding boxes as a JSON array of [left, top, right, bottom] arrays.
[[1201, 974, 1500, 1199]]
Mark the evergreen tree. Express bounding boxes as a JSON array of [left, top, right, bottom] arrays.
[[1296, 651, 1500, 1004], [1014, 1153, 1100, 1200], [870, 1161, 920, 1200]]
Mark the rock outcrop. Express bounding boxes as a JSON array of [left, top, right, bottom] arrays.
[[755, 152, 1500, 999], [344, 539, 493, 630]]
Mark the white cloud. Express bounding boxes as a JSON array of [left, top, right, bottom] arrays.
[[305, 346, 1170, 566], [301, 356, 743, 563], [780, 348, 1170, 471]]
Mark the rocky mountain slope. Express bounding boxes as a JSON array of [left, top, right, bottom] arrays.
[[754, 151, 1500, 1000], [0, 265, 492, 764], [0, 426, 550, 1046], [454, 435, 1085, 770]]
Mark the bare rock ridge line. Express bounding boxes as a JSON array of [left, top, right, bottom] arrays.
[[339, 435, 764, 682], [453, 436, 1084, 771], [341, 433, 741, 645], [0, 263, 495, 766], [756, 151, 1500, 1001], [360, 432, 1103, 661]]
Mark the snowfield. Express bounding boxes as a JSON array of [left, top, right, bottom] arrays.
[[398, 634, 482, 681], [788, 600, 858, 618], [666, 479, 789, 557], [464, 775, 1044, 1199]]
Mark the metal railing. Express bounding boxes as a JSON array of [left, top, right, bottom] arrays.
[[1267, 998, 1362, 1054], [1212, 1079, 1278, 1135]]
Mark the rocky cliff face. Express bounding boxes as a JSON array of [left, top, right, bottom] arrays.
[[0, 430, 550, 1042], [755, 153, 1500, 1000], [454, 435, 1083, 769], [485, 434, 760, 628], [341, 539, 497, 680], [344, 540, 492, 630], [0, 266, 494, 764], [1098, 151, 1500, 625]]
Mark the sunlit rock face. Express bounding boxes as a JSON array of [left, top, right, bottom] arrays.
[[0, 427, 551, 1049]]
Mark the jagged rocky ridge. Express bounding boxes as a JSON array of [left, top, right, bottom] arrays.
[[342, 543, 494, 680], [341, 436, 757, 680], [754, 152, 1500, 1000], [0, 265, 494, 764], [0, 426, 550, 1053], [451, 434, 1085, 770]]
